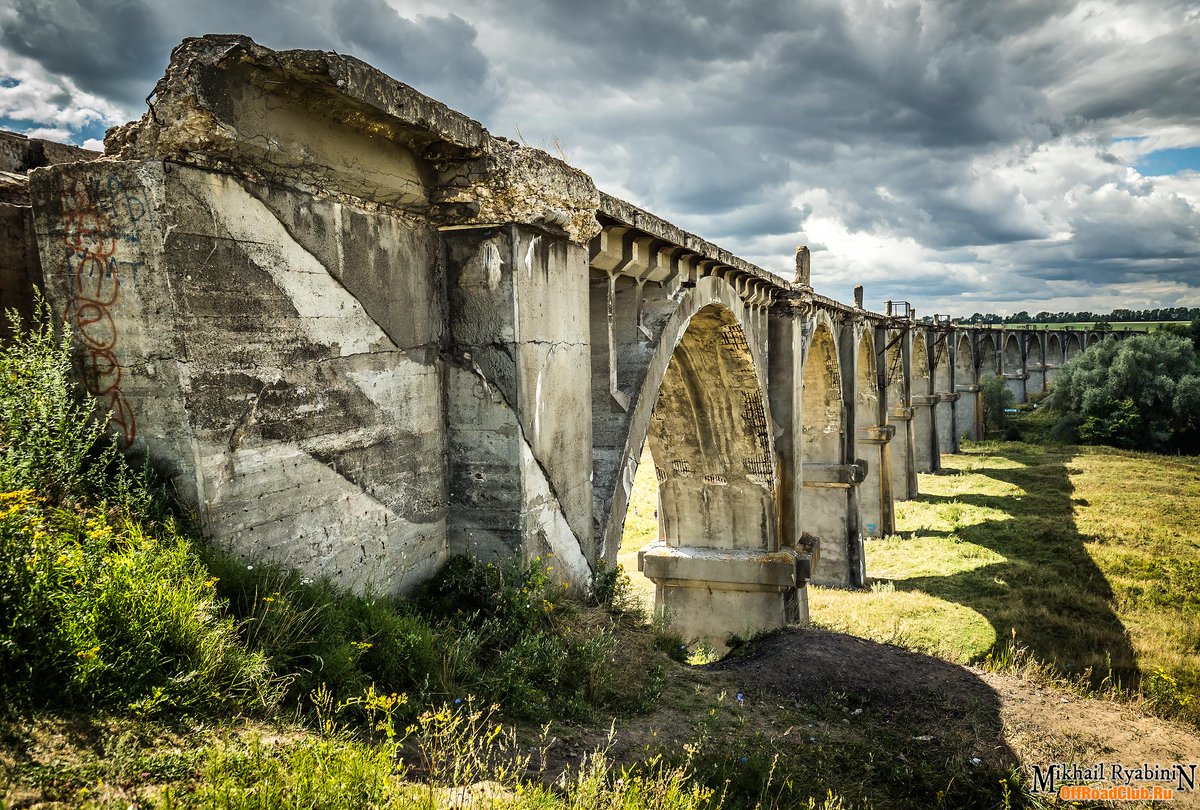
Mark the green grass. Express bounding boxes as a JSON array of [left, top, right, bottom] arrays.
[[618, 448, 664, 616], [811, 441, 1200, 724]]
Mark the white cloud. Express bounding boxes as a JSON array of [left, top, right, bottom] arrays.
[[0, 48, 127, 136]]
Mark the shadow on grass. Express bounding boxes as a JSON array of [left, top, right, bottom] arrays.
[[895, 445, 1138, 688]]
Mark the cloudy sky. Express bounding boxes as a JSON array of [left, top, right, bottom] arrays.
[[2, 0, 1199, 316]]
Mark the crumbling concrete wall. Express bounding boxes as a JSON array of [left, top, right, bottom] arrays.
[[444, 225, 593, 583], [25, 35, 600, 594], [0, 131, 99, 337], [30, 160, 449, 592]]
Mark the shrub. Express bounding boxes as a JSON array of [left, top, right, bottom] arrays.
[[0, 491, 279, 712], [979, 374, 1013, 436], [0, 298, 126, 507], [1048, 331, 1200, 453]]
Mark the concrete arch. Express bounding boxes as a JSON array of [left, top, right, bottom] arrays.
[[932, 330, 957, 455], [1045, 333, 1065, 387], [1064, 333, 1083, 362], [597, 276, 773, 562], [886, 329, 907, 392], [647, 304, 776, 552], [1086, 332, 1101, 348], [1003, 333, 1022, 371], [802, 319, 849, 585], [1047, 334, 1064, 366], [979, 334, 999, 378], [886, 329, 914, 499], [1002, 333, 1026, 401], [1025, 333, 1046, 396], [910, 331, 937, 476], [955, 333, 974, 379], [955, 333, 981, 441], [855, 329, 886, 539]]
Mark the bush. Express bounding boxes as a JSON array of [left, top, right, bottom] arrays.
[[0, 298, 127, 507], [979, 373, 1013, 437], [1048, 331, 1200, 453], [0, 300, 670, 727], [0, 491, 279, 712]]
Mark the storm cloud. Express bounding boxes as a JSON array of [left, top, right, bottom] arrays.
[[2, 0, 1198, 315]]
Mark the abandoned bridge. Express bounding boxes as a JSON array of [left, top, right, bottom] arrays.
[[0, 36, 1131, 644]]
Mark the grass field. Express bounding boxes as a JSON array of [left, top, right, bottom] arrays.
[[810, 442, 1200, 723], [620, 441, 1200, 723]]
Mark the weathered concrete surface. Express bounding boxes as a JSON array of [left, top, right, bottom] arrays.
[[0, 131, 98, 175], [444, 225, 593, 583], [0, 131, 99, 337], [17, 35, 1142, 643], [30, 160, 448, 593], [0, 202, 41, 337]]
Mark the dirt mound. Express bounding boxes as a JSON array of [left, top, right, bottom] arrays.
[[712, 626, 1200, 807]]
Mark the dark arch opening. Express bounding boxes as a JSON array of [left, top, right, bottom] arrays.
[[1004, 334, 1022, 372], [1065, 333, 1083, 361], [979, 336, 999, 378], [1047, 334, 1064, 366], [802, 321, 848, 584]]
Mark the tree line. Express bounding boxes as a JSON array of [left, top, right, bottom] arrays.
[[954, 307, 1200, 325]]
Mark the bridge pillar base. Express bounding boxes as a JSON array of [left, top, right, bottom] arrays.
[[638, 544, 810, 649]]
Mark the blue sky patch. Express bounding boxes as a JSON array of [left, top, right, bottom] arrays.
[[1137, 146, 1200, 176]]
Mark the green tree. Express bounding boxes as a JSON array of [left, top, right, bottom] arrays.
[[1048, 332, 1200, 453], [1159, 319, 1200, 352], [980, 374, 1014, 436]]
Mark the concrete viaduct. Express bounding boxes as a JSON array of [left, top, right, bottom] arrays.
[[2, 36, 1129, 644]]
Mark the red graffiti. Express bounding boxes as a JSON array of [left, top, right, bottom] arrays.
[[59, 178, 137, 446]]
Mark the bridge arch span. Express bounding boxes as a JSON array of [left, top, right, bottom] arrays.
[[909, 331, 937, 476], [979, 334, 1000, 379], [954, 333, 981, 440], [931, 330, 957, 454], [1065, 333, 1083, 362], [1003, 333, 1026, 401], [1046, 333, 1064, 387], [855, 328, 888, 540], [598, 276, 770, 561], [886, 329, 915, 499], [801, 315, 850, 585]]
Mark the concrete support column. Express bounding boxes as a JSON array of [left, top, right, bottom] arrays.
[[889, 406, 915, 500], [804, 462, 866, 587], [1028, 364, 1048, 396], [910, 394, 939, 473], [858, 425, 895, 539], [638, 297, 810, 647], [956, 383, 982, 441], [444, 225, 595, 583], [1004, 372, 1028, 404], [1044, 364, 1060, 388], [935, 391, 959, 454]]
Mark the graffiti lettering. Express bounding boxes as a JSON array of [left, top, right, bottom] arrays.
[[58, 177, 147, 446]]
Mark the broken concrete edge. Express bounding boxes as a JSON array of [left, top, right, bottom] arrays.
[[0, 130, 100, 176], [111, 35, 488, 158], [103, 34, 601, 244]]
